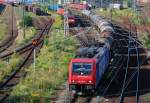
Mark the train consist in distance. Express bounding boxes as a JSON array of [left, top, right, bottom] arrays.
[[25, 5, 48, 16], [68, 3, 90, 10], [68, 10, 115, 95]]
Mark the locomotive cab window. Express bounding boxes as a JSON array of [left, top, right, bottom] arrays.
[[72, 63, 92, 75]]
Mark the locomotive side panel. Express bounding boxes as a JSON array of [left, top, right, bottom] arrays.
[[95, 48, 109, 87]]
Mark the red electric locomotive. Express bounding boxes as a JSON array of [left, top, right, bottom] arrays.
[[68, 39, 112, 95], [68, 9, 115, 95], [68, 15, 75, 26]]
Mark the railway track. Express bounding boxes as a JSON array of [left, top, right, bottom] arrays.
[[0, 18, 54, 102], [97, 21, 148, 103], [67, 10, 150, 103], [52, 13, 101, 103], [0, 4, 18, 54], [68, 20, 146, 103], [53, 8, 150, 102], [0, 6, 50, 57], [66, 16, 130, 103], [0, 16, 52, 60]]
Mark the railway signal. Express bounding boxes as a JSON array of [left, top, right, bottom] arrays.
[[32, 39, 38, 46], [32, 39, 38, 69]]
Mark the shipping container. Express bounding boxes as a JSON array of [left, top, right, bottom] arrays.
[[57, 8, 64, 15], [48, 4, 63, 11], [0, 4, 5, 13], [0, 0, 4, 3]]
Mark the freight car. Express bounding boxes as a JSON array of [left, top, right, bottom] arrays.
[[68, 10, 114, 95], [68, 3, 90, 10], [82, 10, 114, 33], [47, 5, 76, 26], [25, 5, 48, 16], [48, 4, 63, 11], [68, 15, 76, 26], [0, 0, 3, 3], [56, 9, 76, 26]]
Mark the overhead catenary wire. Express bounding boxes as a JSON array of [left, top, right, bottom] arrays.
[[131, 20, 140, 103], [99, 56, 127, 98], [117, 17, 141, 103], [96, 22, 145, 103], [118, 44, 130, 103], [97, 26, 129, 99]]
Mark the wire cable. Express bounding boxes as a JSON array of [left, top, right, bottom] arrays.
[[118, 46, 130, 103]]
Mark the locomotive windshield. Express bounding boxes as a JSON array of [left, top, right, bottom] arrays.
[[72, 62, 92, 75]]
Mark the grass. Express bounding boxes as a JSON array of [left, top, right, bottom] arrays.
[[14, 6, 37, 47], [143, 93, 150, 102], [0, 19, 7, 40], [94, 8, 142, 24], [7, 14, 77, 103], [141, 35, 150, 48], [0, 53, 22, 82], [15, 25, 36, 47], [0, 5, 8, 41]]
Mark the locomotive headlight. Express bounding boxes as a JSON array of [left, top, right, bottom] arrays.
[[89, 81, 92, 83], [72, 80, 75, 83]]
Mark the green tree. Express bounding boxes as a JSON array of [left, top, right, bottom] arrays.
[[143, 36, 150, 48], [20, 15, 33, 27]]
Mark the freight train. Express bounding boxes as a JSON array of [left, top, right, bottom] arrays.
[[48, 4, 76, 26], [67, 15, 75, 26], [25, 5, 48, 16], [68, 3, 90, 10], [68, 10, 114, 95]]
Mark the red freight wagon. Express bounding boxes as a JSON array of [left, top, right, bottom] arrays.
[[0, 0, 4, 3], [57, 8, 64, 15], [69, 3, 89, 10], [68, 15, 75, 26]]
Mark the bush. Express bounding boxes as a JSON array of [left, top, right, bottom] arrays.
[[20, 15, 33, 27], [0, 53, 22, 82], [142, 36, 150, 48]]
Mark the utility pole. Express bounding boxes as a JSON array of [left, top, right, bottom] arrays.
[[64, 0, 69, 37], [110, 0, 113, 21], [22, 0, 26, 39], [101, 0, 102, 8], [12, 3, 14, 37], [133, 0, 136, 12]]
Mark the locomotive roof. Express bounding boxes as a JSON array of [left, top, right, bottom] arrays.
[[75, 45, 106, 59]]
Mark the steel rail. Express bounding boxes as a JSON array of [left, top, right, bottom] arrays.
[[0, 19, 54, 59], [98, 56, 127, 103], [0, 5, 17, 53]]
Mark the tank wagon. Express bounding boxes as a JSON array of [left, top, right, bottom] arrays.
[[82, 10, 114, 33], [68, 10, 114, 95]]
